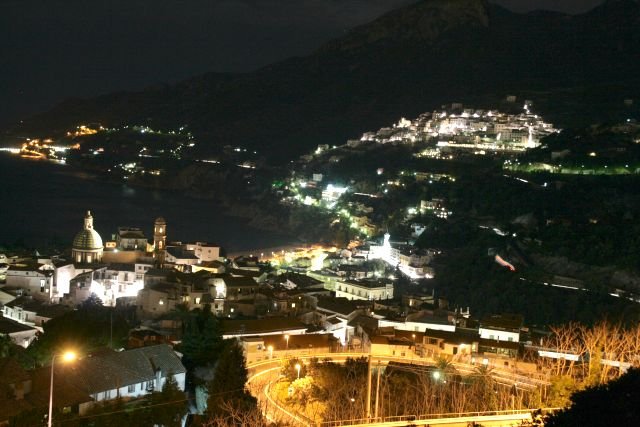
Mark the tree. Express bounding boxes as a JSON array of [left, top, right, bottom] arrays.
[[545, 368, 640, 427], [206, 339, 257, 421], [26, 305, 133, 365], [180, 305, 223, 369], [150, 374, 187, 427], [81, 292, 104, 308], [282, 357, 307, 381], [0, 335, 12, 358]]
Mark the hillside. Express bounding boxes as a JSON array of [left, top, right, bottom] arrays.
[[7, 0, 640, 161]]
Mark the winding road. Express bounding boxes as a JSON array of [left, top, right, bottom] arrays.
[[246, 352, 553, 426]]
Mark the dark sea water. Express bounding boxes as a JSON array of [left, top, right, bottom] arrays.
[[0, 154, 293, 252]]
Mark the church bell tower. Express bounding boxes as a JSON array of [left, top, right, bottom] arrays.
[[153, 217, 167, 264]]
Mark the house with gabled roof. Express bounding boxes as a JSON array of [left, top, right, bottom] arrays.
[[0, 316, 38, 348], [66, 344, 186, 405]]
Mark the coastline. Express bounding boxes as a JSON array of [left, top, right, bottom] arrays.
[[0, 153, 298, 252]]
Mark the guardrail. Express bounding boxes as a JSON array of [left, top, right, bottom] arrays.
[[318, 408, 561, 427]]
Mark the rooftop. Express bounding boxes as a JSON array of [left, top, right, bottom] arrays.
[[343, 278, 392, 289], [66, 344, 185, 393], [480, 313, 524, 331], [223, 276, 258, 288], [281, 272, 323, 288], [221, 318, 307, 335], [0, 316, 37, 334], [229, 268, 262, 278], [261, 333, 338, 351], [316, 296, 369, 316], [166, 247, 199, 260]]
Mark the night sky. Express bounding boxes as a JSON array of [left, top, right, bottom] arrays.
[[0, 0, 604, 127]]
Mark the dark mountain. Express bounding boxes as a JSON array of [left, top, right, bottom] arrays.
[[8, 0, 640, 161]]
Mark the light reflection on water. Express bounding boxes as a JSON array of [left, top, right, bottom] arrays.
[[0, 154, 293, 252]]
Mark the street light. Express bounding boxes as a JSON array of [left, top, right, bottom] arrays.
[[268, 345, 273, 359], [49, 351, 76, 427], [285, 334, 290, 350], [295, 363, 301, 379]]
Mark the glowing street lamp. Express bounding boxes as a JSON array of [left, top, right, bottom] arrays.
[[285, 334, 290, 350], [268, 345, 273, 359], [295, 363, 301, 379], [432, 371, 441, 381], [49, 351, 76, 427]]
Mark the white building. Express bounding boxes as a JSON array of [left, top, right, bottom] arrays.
[[116, 227, 148, 251], [369, 234, 434, 279], [321, 184, 348, 207], [479, 314, 523, 343], [5, 263, 55, 302], [66, 263, 149, 307], [0, 316, 39, 348], [184, 242, 221, 262], [378, 318, 456, 334], [165, 246, 200, 268], [335, 278, 393, 301], [67, 345, 186, 405]]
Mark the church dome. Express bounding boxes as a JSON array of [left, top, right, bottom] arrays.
[[73, 228, 103, 250], [72, 210, 103, 250]]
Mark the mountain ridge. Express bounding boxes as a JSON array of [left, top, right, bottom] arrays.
[[7, 0, 640, 161]]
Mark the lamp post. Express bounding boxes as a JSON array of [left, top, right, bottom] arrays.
[[49, 351, 76, 427], [268, 345, 273, 359], [295, 363, 301, 379], [285, 334, 290, 350]]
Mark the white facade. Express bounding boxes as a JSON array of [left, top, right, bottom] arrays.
[[334, 280, 393, 301], [165, 248, 199, 266], [91, 372, 186, 402], [368, 234, 433, 279], [2, 304, 38, 326], [378, 319, 456, 333], [479, 327, 520, 343], [5, 266, 54, 301], [185, 242, 221, 262]]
